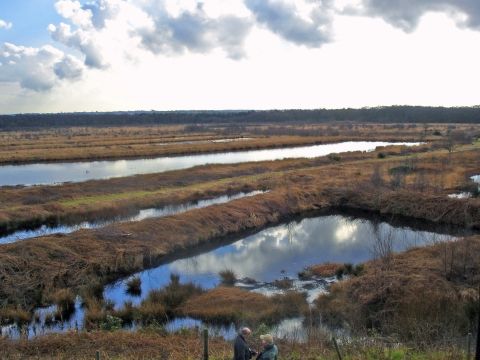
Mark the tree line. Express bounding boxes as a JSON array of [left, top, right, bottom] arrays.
[[1, 106, 480, 129]]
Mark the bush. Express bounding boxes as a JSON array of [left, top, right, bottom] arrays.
[[51, 289, 75, 319], [219, 269, 237, 286], [100, 315, 123, 331], [273, 278, 293, 290], [141, 274, 204, 317], [113, 301, 136, 324], [126, 277, 142, 296], [327, 153, 341, 162]]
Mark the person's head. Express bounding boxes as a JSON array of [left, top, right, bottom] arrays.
[[260, 334, 274, 346], [240, 327, 251, 337]]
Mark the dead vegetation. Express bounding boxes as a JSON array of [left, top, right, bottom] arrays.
[[0, 328, 473, 359], [1, 122, 464, 165], [180, 287, 308, 325], [0, 141, 479, 313], [314, 236, 480, 342]]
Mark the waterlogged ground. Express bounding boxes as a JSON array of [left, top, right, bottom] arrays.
[[2, 212, 463, 340], [0, 191, 265, 244], [448, 175, 479, 198], [0, 141, 419, 186]]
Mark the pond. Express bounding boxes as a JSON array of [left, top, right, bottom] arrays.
[[0, 141, 419, 186], [3, 211, 466, 340], [0, 191, 265, 244]]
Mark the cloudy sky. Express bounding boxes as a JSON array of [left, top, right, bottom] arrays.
[[1, 0, 480, 114]]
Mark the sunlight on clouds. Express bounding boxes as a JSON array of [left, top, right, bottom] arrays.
[[1, 0, 480, 112], [334, 222, 358, 242]]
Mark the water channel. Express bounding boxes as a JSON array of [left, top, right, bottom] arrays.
[[2, 211, 468, 340], [0, 141, 419, 186], [0, 191, 265, 244]]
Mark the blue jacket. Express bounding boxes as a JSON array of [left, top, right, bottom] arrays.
[[257, 344, 278, 360]]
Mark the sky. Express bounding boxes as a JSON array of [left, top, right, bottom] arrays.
[[1, 0, 480, 114]]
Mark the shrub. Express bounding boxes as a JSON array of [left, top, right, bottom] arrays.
[[0, 307, 32, 326], [113, 301, 136, 324], [219, 270, 237, 286], [100, 315, 123, 331], [141, 274, 204, 317], [327, 153, 341, 162], [126, 277, 142, 296], [138, 302, 168, 324], [273, 278, 293, 290], [51, 288, 75, 319]]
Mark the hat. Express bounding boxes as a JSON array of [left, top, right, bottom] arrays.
[[260, 334, 274, 344]]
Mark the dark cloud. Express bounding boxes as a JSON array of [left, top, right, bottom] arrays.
[[244, 0, 333, 47], [138, 5, 252, 59], [358, 0, 480, 32]]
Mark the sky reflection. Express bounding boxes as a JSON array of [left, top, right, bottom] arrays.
[[105, 214, 455, 308], [0, 141, 418, 186]]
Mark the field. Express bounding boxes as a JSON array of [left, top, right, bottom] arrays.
[[0, 121, 479, 358]]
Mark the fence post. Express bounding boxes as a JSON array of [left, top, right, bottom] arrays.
[[203, 328, 209, 360], [332, 336, 343, 360], [467, 333, 472, 360], [476, 286, 480, 360], [95, 350, 100, 360]]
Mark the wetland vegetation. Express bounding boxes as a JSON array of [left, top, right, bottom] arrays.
[[0, 118, 479, 359]]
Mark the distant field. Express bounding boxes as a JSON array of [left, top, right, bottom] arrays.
[[0, 122, 476, 164]]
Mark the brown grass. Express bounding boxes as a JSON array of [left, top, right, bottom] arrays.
[[1, 142, 480, 310], [307, 263, 344, 277], [0, 122, 457, 165], [0, 142, 429, 232], [180, 287, 308, 325], [0, 329, 470, 359], [314, 236, 480, 341]]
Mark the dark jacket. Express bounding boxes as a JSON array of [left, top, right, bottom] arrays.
[[233, 334, 252, 360], [256, 344, 278, 360]]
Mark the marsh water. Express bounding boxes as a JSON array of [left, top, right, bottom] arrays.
[[0, 191, 265, 244], [2, 212, 467, 340], [0, 141, 419, 186]]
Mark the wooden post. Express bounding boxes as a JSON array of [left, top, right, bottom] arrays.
[[203, 328, 209, 360], [476, 286, 480, 360], [95, 350, 100, 360], [467, 333, 472, 360], [332, 336, 343, 360]]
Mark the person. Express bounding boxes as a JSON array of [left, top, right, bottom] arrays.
[[256, 334, 278, 360], [233, 327, 257, 360]]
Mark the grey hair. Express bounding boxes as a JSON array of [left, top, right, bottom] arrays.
[[240, 327, 251, 335]]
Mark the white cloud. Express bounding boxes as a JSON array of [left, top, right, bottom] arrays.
[[55, 0, 93, 29], [2, 0, 480, 110], [0, 19, 13, 30], [0, 42, 84, 91], [49, 22, 107, 69]]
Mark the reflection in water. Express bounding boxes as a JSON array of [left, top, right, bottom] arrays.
[[4, 213, 460, 340], [105, 215, 455, 308], [0, 191, 265, 244], [0, 141, 419, 186]]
